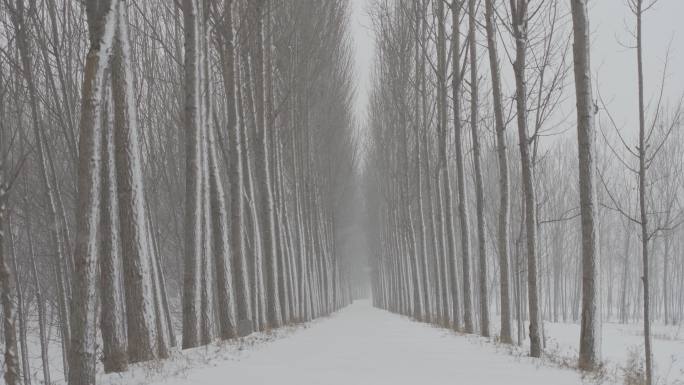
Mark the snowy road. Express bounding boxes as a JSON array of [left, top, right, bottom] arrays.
[[150, 300, 588, 385]]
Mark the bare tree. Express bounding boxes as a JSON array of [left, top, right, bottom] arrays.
[[485, 0, 513, 344], [468, 0, 489, 337], [509, 0, 542, 358], [111, 0, 160, 361], [99, 84, 128, 373], [69, 0, 119, 383], [182, 0, 203, 349], [216, 0, 253, 336], [1, 160, 23, 385], [570, 0, 601, 371]]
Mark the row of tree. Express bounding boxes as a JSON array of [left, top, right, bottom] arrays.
[[364, 1, 682, 384], [0, 0, 359, 384]]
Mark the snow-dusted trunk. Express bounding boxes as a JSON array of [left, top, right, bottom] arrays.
[[303, 154, 318, 318], [208, 101, 238, 339], [510, 0, 542, 358], [451, 1, 472, 333], [397, 60, 422, 319], [8, 219, 29, 385], [145, 212, 173, 356], [407, 191, 423, 319], [419, 3, 439, 320], [230, 55, 254, 332], [199, 1, 216, 345], [200, 116, 215, 345], [112, 0, 159, 361], [99, 87, 128, 372], [427, 145, 443, 323], [149, 221, 176, 348], [414, 0, 431, 322], [246, 138, 267, 329], [182, 0, 203, 349], [571, 0, 601, 371], [291, 118, 308, 321], [274, 137, 292, 323], [270, 51, 291, 323], [1, 186, 20, 385], [252, 0, 282, 329], [240, 40, 268, 330], [282, 195, 300, 319], [486, 0, 513, 329], [19, 185, 51, 385], [69, 1, 118, 383], [415, 131, 431, 321], [468, 0, 488, 337], [435, 0, 458, 328]]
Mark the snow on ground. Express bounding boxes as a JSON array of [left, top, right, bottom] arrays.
[[133, 300, 597, 385], [543, 321, 684, 384], [12, 300, 683, 384]]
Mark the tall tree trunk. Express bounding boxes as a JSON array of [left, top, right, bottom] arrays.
[[1, 199, 20, 385], [241, 39, 268, 330], [452, 0, 472, 332], [146, 211, 173, 355], [252, 0, 282, 329], [69, 1, 119, 383], [414, 0, 431, 322], [8, 217, 30, 385], [510, 0, 542, 357], [634, 1, 652, 383], [99, 81, 129, 373], [485, 0, 512, 344], [468, 0, 489, 337], [200, 114, 215, 344], [208, 110, 238, 339], [228, 48, 253, 333], [274, 137, 291, 323], [112, 0, 159, 361], [436, 0, 459, 329], [22, 194, 52, 385], [571, 0, 601, 371], [182, 0, 203, 349], [199, 0, 216, 345]]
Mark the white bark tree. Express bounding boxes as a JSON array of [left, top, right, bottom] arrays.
[[69, 0, 119, 383]]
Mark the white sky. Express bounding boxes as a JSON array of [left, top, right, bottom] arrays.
[[591, 0, 684, 135], [349, 0, 684, 140]]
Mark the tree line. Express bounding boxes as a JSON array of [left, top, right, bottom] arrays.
[[0, 0, 359, 384], [364, 1, 682, 384]]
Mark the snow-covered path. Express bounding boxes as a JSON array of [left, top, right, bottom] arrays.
[[152, 300, 588, 385]]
